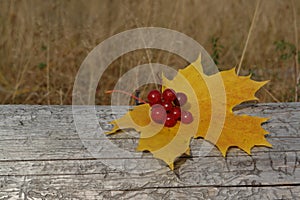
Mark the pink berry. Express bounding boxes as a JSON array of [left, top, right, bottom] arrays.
[[175, 92, 188, 106], [161, 101, 173, 112], [181, 110, 193, 124], [147, 90, 161, 105], [162, 89, 176, 102], [164, 114, 177, 127], [150, 104, 167, 124], [171, 107, 181, 120]]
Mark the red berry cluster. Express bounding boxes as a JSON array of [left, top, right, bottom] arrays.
[[147, 88, 193, 127]]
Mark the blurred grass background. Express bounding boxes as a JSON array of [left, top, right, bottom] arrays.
[[0, 0, 299, 105]]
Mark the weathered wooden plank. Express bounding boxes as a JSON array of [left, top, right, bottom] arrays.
[[0, 104, 299, 162], [0, 104, 300, 165], [1, 175, 300, 199], [0, 104, 299, 139], [0, 104, 299, 199], [0, 151, 299, 185], [0, 136, 299, 162]]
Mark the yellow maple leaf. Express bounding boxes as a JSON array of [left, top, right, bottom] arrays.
[[106, 55, 271, 169]]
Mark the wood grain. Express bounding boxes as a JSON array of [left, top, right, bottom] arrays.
[[0, 103, 300, 199]]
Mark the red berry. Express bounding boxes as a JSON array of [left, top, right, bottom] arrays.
[[147, 90, 162, 105], [181, 110, 193, 124], [161, 101, 173, 112], [162, 89, 176, 102], [164, 114, 177, 127], [175, 92, 188, 106], [171, 107, 181, 120], [150, 104, 167, 124]]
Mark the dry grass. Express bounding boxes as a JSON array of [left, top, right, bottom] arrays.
[[0, 0, 299, 105]]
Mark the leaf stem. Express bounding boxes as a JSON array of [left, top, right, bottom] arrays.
[[105, 90, 147, 104]]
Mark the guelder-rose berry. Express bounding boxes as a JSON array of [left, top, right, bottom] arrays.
[[171, 107, 181, 120], [150, 104, 167, 124], [147, 90, 162, 105], [164, 114, 177, 127], [162, 101, 173, 112], [181, 110, 193, 124], [175, 92, 188, 106], [162, 89, 176, 102]]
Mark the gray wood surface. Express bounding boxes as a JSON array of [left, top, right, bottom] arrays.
[[0, 103, 300, 199]]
